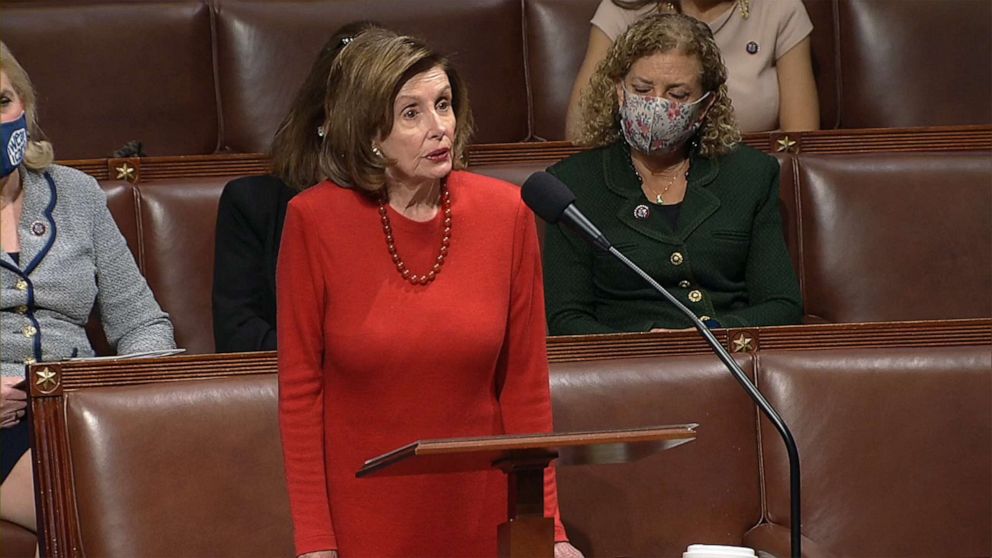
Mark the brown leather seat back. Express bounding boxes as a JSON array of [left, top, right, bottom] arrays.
[[771, 153, 801, 285], [836, 0, 992, 128], [0, 2, 218, 159], [755, 346, 992, 557], [796, 152, 992, 322], [469, 161, 550, 187], [136, 178, 229, 354], [214, 0, 529, 152], [65, 375, 294, 558], [550, 354, 760, 557], [0, 521, 36, 558], [525, 0, 601, 140], [100, 181, 141, 265], [802, 0, 839, 129]]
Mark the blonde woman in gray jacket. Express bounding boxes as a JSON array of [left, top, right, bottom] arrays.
[[0, 42, 175, 543]]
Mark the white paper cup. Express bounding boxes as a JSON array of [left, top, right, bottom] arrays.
[[683, 544, 757, 558]]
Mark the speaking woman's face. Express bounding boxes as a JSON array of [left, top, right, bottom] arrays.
[[377, 65, 456, 188]]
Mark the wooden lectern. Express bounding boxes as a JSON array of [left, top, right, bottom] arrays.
[[357, 424, 698, 558]]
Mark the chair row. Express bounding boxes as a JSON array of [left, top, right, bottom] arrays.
[[2, 0, 989, 159], [18, 320, 992, 557], [82, 144, 991, 354]]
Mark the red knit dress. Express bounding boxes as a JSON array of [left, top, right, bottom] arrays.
[[277, 171, 567, 557]]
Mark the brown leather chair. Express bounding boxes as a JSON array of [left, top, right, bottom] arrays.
[[795, 152, 992, 323], [214, 0, 531, 151], [551, 353, 762, 557], [0, 522, 36, 558], [524, 0, 601, 141], [26, 323, 992, 558], [749, 346, 992, 557], [4, 0, 991, 160], [836, 0, 992, 128], [62, 374, 293, 557], [802, 0, 839, 129], [0, 2, 218, 159], [81, 148, 988, 355], [135, 178, 230, 354]]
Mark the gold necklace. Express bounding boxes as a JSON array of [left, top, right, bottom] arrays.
[[632, 158, 689, 205]]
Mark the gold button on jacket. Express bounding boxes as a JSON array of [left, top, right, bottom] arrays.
[[688, 290, 703, 302], [670, 252, 684, 266]]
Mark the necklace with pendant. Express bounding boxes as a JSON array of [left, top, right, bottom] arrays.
[[630, 155, 689, 205]]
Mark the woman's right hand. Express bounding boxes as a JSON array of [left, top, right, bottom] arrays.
[[1, 377, 28, 428], [298, 552, 337, 558]]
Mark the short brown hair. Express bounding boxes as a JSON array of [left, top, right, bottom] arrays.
[[577, 13, 740, 157], [318, 28, 473, 193], [270, 21, 383, 191], [0, 41, 55, 170]]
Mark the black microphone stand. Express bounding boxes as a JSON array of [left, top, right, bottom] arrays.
[[608, 247, 802, 558]]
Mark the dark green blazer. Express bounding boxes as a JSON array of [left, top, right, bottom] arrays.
[[544, 141, 802, 335]]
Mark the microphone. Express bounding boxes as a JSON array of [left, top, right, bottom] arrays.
[[521, 171, 803, 558], [521, 172, 611, 252]]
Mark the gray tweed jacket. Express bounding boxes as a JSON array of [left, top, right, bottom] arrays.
[[1, 165, 175, 377]]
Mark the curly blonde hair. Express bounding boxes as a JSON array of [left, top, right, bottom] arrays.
[[1, 41, 54, 170], [576, 13, 740, 157]]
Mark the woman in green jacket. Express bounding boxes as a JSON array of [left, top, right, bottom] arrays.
[[544, 13, 801, 335]]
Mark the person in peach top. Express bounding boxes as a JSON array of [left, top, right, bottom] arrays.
[[566, 0, 819, 137]]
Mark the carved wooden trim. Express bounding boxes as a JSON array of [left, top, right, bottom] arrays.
[[25, 320, 991, 386], [58, 125, 992, 184], [107, 158, 140, 183], [31, 351, 277, 391], [31, 396, 80, 557], [545, 318, 991, 362], [789, 124, 992, 154]]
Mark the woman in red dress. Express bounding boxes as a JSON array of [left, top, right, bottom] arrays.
[[277, 28, 583, 558]]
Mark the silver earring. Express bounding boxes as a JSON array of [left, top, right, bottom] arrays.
[[316, 126, 325, 138], [371, 144, 383, 157]]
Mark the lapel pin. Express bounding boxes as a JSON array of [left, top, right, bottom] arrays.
[[746, 41, 759, 54], [634, 204, 651, 220], [30, 221, 47, 236]]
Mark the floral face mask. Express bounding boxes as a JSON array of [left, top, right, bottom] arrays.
[[619, 88, 711, 154]]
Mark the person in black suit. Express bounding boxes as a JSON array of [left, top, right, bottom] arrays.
[[212, 21, 382, 352]]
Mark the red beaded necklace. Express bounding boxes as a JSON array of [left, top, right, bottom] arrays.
[[378, 182, 452, 286]]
